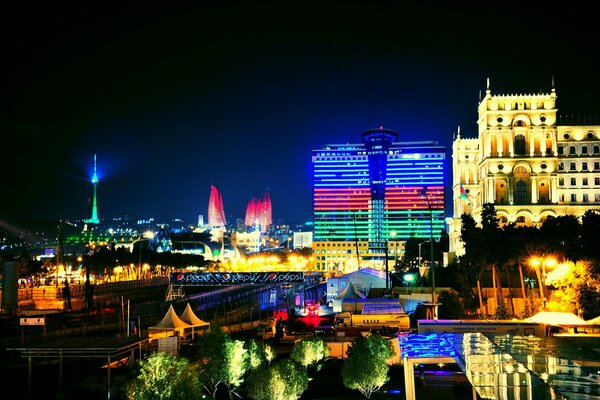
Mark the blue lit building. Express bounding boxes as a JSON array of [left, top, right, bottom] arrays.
[[312, 127, 446, 272]]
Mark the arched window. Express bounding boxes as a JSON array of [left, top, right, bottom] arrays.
[[515, 181, 528, 204], [514, 134, 526, 154]]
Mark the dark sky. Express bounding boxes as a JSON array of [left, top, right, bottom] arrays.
[[2, 2, 600, 231]]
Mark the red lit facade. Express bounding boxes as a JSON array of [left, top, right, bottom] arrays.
[[208, 184, 227, 228], [244, 191, 272, 232]]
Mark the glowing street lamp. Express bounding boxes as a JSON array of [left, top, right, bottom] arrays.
[[530, 257, 557, 311]]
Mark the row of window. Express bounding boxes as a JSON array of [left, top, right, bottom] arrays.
[[558, 161, 600, 171], [314, 242, 367, 247], [558, 193, 600, 203], [558, 145, 600, 155], [558, 177, 600, 186]]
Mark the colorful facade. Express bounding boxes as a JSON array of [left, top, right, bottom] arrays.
[[207, 184, 227, 229], [244, 191, 272, 232], [312, 127, 446, 272]]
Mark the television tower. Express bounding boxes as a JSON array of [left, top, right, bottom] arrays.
[[85, 154, 100, 225]]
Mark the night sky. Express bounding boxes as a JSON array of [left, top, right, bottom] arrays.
[[2, 3, 600, 232]]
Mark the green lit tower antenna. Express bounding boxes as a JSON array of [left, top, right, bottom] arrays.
[[85, 154, 100, 224]]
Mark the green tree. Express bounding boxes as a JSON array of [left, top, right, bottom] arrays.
[[547, 260, 600, 319], [223, 339, 248, 399], [245, 338, 266, 370], [125, 352, 201, 400], [245, 359, 308, 400], [290, 336, 329, 369], [195, 329, 248, 399], [341, 334, 394, 398]]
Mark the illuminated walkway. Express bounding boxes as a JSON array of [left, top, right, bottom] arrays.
[[399, 333, 600, 400]]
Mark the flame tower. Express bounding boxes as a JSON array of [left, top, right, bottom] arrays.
[[244, 191, 272, 232], [85, 154, 100, 225], [207, 185, 227, 229]]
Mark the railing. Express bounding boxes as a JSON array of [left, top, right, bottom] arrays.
[[8, 276, 169, 301]]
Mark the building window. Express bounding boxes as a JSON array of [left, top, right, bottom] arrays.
[[595, 145, 600, 154], [583, 178, 588, 186], [583, 162, 588, 171], [583, 194, 589, 202], [595, 162, 600, 171], [515, 181, 528, 204], [582, 146, 588, 154], [514, 134, 526, 155], [570, 162, 576, 171], [571, 193, 577, 202], [571, 178, 576, 186], [558, 146, 564, 155], [596, 194, 600, 202], [561, 194, 565, 202], [595, 177, 600, 186], [570, 146, 576, 155], [558, 163, 564, 171], [559, 178, 564, 186]]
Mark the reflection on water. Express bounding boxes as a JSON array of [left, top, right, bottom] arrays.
[[399, 332, 600, 399]]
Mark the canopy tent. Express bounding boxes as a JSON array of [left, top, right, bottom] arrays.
[[179, 302, 210, 338], [526, 311, 587, 326], [586, 315, 600, 325], [148, 304, 192, 340]]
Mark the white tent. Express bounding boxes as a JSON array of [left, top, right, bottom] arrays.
[[526, 311, 587, 326], [586, 315, 600, 325], [148, 304, 192, 340], [179, 303, 210, 338]]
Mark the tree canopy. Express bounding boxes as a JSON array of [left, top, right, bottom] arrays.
[[341, 334, 394, 398], [125, 352, 202, 400]]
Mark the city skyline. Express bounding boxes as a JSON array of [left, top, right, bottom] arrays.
[[3, 3, 600, 231]]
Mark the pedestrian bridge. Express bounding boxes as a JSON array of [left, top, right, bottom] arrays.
[[399, 332, 600, 400]]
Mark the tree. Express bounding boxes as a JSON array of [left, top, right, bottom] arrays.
[[459, 213, 486, 312], [290, 336, 329, 369], [546, 260, 600, 319], [341, 334, 394, 398], [245, 338, 267, 370], [125, 352, 201, 400], [245, 359, 308, 400], [195, 329, 248, 399], [222, 339, 248, 399]]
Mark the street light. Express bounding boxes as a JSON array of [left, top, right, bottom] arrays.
[[530, 257, 557, 311], [420, 188, 437, 320]]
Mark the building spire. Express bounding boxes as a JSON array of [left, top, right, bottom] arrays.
[[486, 77, 491, 95], [85, 154, 100, 225]]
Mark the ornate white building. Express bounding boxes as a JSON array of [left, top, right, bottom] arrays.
[[448, 79, 600, 256]]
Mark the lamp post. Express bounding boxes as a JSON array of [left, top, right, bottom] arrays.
[[420, 188, 437, 320], [384, 237, 390, 292], [530, 257, 556, 311]]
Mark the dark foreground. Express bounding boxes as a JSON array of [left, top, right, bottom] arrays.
[[0, 348, 475, 400]]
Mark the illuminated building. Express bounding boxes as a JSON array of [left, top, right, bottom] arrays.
[[207, 184, 227, 229], [448, 79, 600, 256], [312, 127, 445, 272], [85, 154, 100, 225], [244, 191, 272, 232]]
